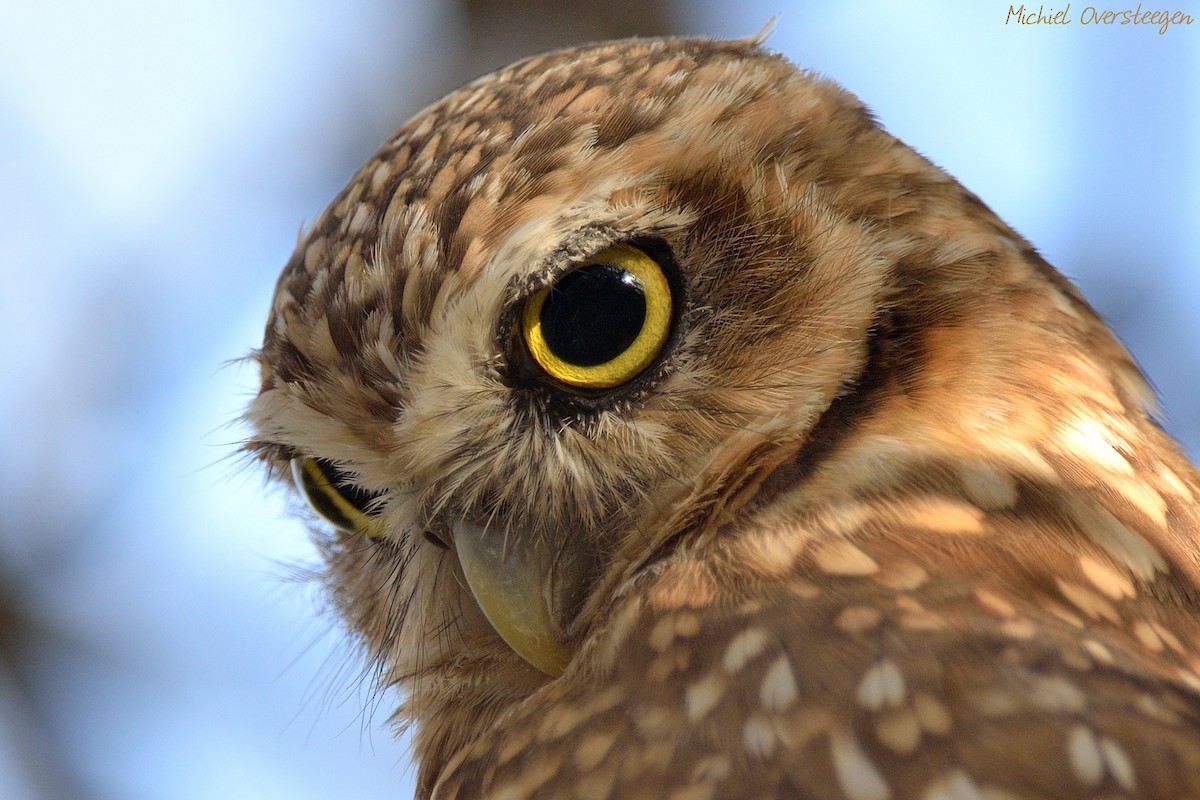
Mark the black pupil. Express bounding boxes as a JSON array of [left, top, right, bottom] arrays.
[[318, 459, 379, 514], [539, 263, 646, 367]]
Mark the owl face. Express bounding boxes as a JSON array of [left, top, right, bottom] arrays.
[[249, 37, 899, 679], [247, 35, 1200, 797]]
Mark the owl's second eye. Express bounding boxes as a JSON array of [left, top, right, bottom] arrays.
[[520, 243, 673, 390], [290, 457, 384, 537]]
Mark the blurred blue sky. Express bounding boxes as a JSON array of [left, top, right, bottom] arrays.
[[0, 2, 1195, 798]]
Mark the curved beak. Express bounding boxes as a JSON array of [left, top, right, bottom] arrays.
[[450, 520, 592, 676]]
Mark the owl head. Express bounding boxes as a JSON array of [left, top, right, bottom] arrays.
[[246, 35, 1169, 787]]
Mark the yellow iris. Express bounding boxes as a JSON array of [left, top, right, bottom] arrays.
[[521, 243, 672, 390], [291, 457, 384, 537]]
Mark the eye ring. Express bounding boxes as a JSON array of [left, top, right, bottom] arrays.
[[290, 457, 385, 537], [520, 243, 673, 390]]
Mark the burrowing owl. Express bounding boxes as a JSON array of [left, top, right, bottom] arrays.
[[246, 35, 1200, 798]]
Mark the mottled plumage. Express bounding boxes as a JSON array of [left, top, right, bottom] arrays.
[[246, 35, 1200, 798]]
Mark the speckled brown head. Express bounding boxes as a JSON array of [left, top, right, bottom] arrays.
[[247, 34, 1200, 799]]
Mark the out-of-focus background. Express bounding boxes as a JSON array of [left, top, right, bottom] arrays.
[[0, 1, 1196, 797]]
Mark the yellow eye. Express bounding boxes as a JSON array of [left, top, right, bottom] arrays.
[[290, 457, 385, 537], [520, 243, 674, 390]]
